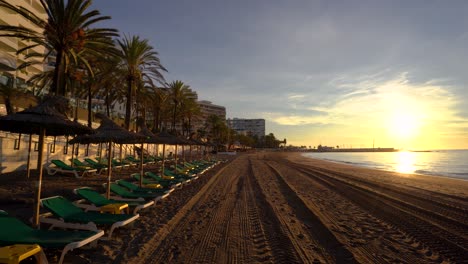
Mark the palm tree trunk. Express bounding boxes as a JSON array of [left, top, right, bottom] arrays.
[[106, 90, 111, 116], [51, 49, 64, 95], [153, 107, 159, 132], [188, 117, 192, 136], [87, 84, 92, 128], [172, 104, 177, 132], [125, 77, 133, 130], [4, 97, 14, 115]]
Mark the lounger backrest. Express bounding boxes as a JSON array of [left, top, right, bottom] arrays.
[[42, 196, 83, 218], [145, 171, 158, 179], [109, 183, 131, 195], [76, 188, 109, 207], [163, 168, 174, 175], [116, 180, 138, 191], [84, 158, 98, 165], [132, 174, 146, 183], [51, 160, 72, 169], [72, 159, 85, 167]]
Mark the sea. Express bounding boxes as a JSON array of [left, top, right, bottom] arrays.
[[302, 149, 468, 180]]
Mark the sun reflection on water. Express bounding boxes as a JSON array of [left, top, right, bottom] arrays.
[[396, 151, 416, 174]]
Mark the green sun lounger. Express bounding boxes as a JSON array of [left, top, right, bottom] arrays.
[[0, 210, 104, 264], [132, 173, 180, 189], [144, 171, 184, 186], [72, 159, 107, 174], [84, 158, 108, 169], [106, 183, 169, 202], [116, 180, 171, 194], [47, 160, 97, 178], [125, 156, 141, 164], [74, 187, 154, 214], [96, 158, 131, 170], [40, 196, 139, 240], [164, 168, 195, 180]]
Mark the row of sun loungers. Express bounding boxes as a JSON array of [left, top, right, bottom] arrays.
[[46, 155, 216, 179], [45, 155, 171, 178], [1, 159, 220, 263]]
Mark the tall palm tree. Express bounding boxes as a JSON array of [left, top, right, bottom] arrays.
[[0, 0, 118, 95], [80, 51, 121, 127], [149, 87, 170, 132], [205, 114, 228, 146], [180, 95, 201, 136], [168, 80, 192, 133], [117, 35, 167, 130]]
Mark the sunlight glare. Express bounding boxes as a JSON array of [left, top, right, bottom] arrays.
[[389, 110, 420, 140], [395, 151, 416, 174]]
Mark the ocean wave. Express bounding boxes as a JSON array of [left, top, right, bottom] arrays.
[[414, 170, 468, 180], [450, 172, 468, 176], [414, 170, 436, 175], [323, 158, 372, 167]]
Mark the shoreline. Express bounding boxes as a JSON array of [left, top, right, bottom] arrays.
[[301, 150, 468, 181]]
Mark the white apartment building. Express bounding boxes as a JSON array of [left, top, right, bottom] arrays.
[[227, 118, 265, 138], [194, 100, 226, 131], [0, 0, 47, 89]]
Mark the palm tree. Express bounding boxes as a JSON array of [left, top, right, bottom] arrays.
[[168, 80, 192, 133], [148, 87, 170, 132], [205, 114, 228, 147], [180, 97, 201, 136], [80, 52, 121, 127], [0, 0, 118, 95], [117, 35, 167, 130]]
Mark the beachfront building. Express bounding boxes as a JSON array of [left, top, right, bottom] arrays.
[[0, 0, 47, 92], [227, 118, 265, 138], [194, 100, 226, 132]]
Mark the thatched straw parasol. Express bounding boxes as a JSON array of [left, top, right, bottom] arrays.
[[187, 138, 205, 161], [153, 130, 188, 178], [69, 113, 145, 199], [0, 96, 91, 135], [0, 95, 93, 227]]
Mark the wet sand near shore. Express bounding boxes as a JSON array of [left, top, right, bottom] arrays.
[[1, 152, 467, 263]]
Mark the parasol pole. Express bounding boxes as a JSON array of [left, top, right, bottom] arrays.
[[139, 143, 144, 187], [189, 144, 192, 162], [161, 143, 166, 177], [26, 134, 32, 178], [119, 144, 123, 167], [33, 127, 45, 228], [182, 144, 185, 166], [70, 143, 75, 167], [106, 141, 113, 199], [175, 144, 178, 172]]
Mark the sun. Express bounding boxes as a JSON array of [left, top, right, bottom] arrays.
[[389, 111, 420, 140]]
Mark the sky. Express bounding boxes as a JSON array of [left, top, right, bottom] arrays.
[[91, 0, 468, 150]]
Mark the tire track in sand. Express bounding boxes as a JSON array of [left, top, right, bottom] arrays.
[[286, 159, 468, 263], [136, 155, 278, 264], [267, 156, 441, 263], [252, 157, 356, 263], [247, 157, 303, 263]]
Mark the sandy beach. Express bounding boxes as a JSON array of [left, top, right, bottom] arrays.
[[1, 152, 467, 263]]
